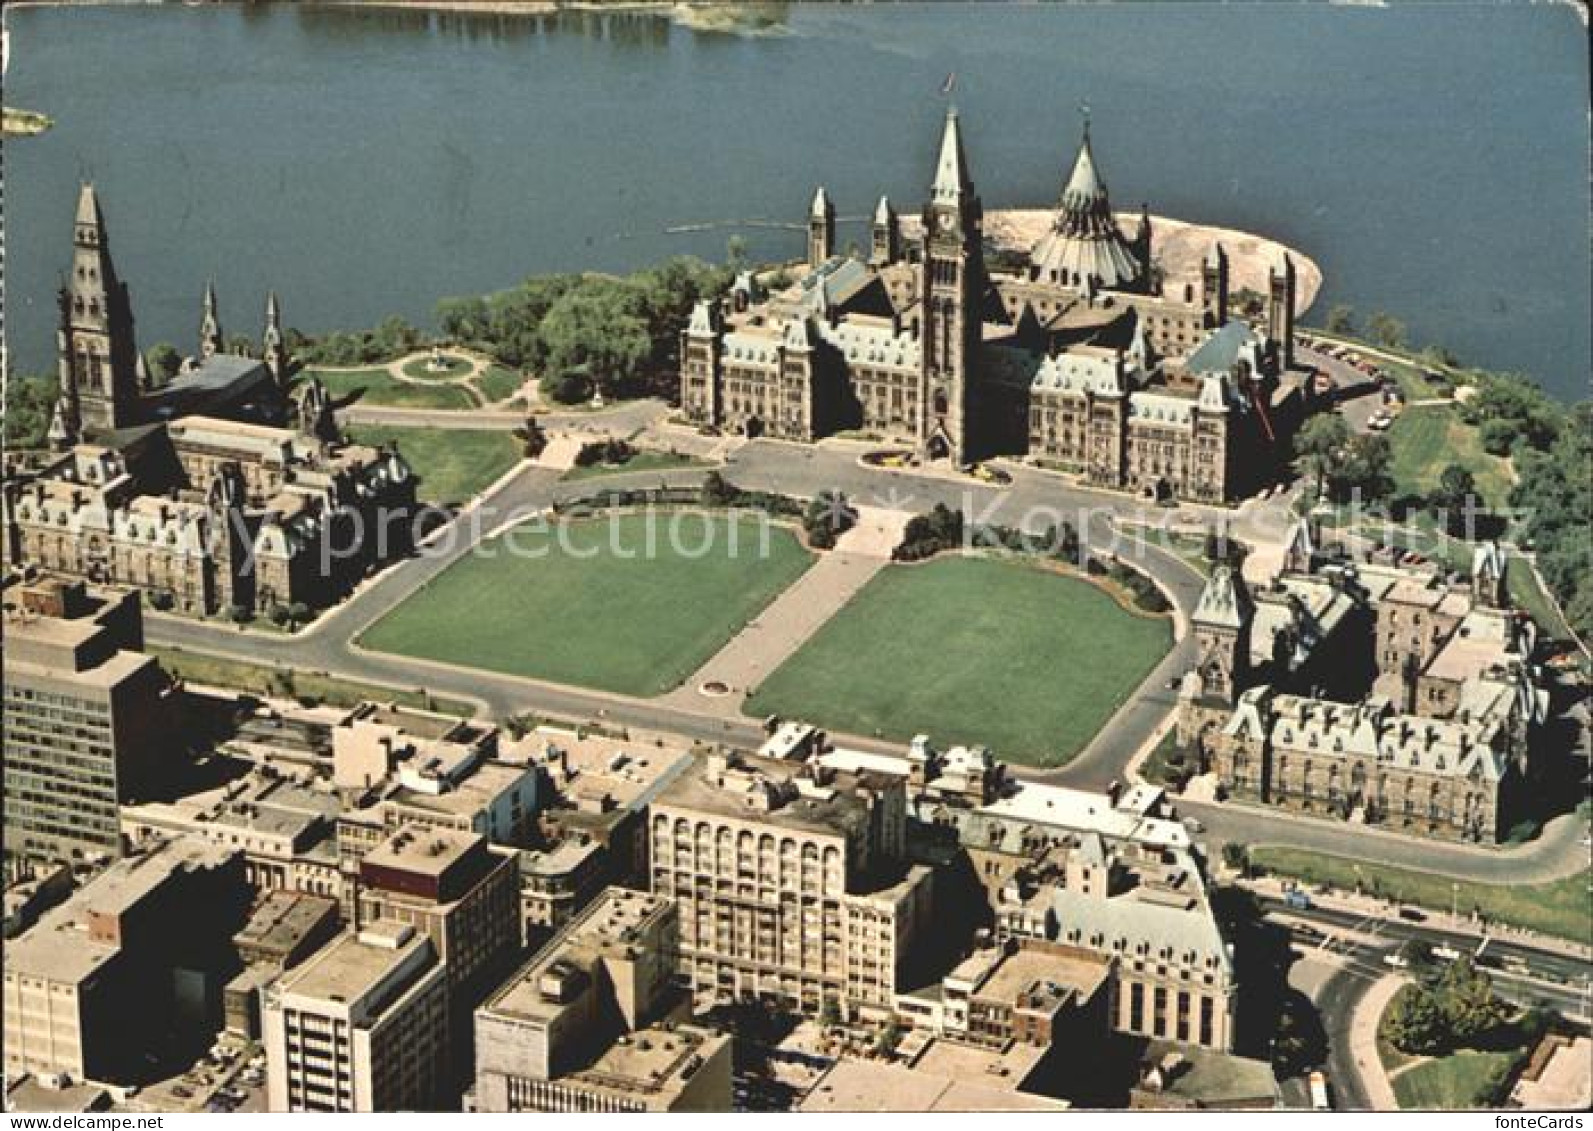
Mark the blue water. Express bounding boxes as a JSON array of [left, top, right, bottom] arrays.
[[3, 2, 1587, 400]]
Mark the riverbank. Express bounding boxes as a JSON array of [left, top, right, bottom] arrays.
[[303, 0, 788, 35]]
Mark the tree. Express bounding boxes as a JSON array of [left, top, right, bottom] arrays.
[[818, 997, 841, 1029], [1220, 843, 1250, 876], [1336, 433, 1394, 503], [1381, 983, 1450, 1055], [1293, 413, 1350, 500], [1, 374, 60, 450], [1366, 311, 1407, 350], [515, 415, 549, 459], [1479, 418, 1518, 456], [1432, 463, 1480, 536], [1325, 304, 1355, 335], [145, 342, 181, 386], [539, 283, 652, 397], [701, 471, 738, 508], [1439, 958, 1508, 1044]]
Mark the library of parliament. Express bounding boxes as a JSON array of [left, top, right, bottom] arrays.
[[680, 108, 1303, 502]]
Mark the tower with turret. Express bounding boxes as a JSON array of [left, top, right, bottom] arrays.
[[1201, 243, 1229, 329], [870, 195, 899, 266], [1267, 253, 1296, 368], [199, 281, 224, 359], [56, 184, 142, 440], [918, 106, 984, 465], [807, 186, 835, 269], [263, 290, 289, 389]]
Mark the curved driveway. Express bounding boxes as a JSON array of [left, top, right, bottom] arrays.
[[145, 432, 1588, 885]]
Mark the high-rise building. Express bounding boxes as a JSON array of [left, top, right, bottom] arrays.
[[3, 579, 173, 862], [649, 750, 934, 1021], [263, 920, 449, 1113]]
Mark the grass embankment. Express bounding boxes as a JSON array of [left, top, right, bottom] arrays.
[[346, 424, 523, 506], [1386, 405, 1515, 509], [562, 451, 710, 482], [361, 513, 815, 697], [154, 646, 473, 716], [744, 555, 1172, 767], [476, 365, 525, 403], [307, 366, 474, 410], [1250, 847, 1592, 944], [1390, 1046, 1526, 1110]]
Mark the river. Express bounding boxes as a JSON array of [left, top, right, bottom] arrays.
[[3, 2, 1587, 400]]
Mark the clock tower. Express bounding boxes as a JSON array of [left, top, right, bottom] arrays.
[[918, 106, 983, 464]]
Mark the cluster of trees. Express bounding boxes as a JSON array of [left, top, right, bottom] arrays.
[[893, 503, 966, 561], [3, 373, 59, 450], [802, 490, 858, 550], [573, 438, 636, 468], [437, 256, 732, 401], [289, 316, 426, 367], [1380, 957, 1510, 1057], [1087, 555, 1172, 613], [1511, 401, 1592, 642], [698, 470, 804, 518], [1457, 370, 1563, 457], [1292, 414, 1394, 503]]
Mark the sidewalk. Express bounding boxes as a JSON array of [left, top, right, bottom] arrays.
[[1347, 972, 1405, 1111]]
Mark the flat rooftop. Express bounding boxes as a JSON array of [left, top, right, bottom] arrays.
[[506, 726, 694, 815], [362, 826, 483, 878], [655, 751, 889, 840], [966, 944, 1111, 1008], [278, 921, 423, 1008], [800, 1056, 1067, 1113], [571, 1024, 728, 1099], [484, 888, 671, 1024]]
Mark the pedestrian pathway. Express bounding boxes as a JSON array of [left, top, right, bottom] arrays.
[[1347, 972, 1404, 1111], [659, 511, 910, 719]]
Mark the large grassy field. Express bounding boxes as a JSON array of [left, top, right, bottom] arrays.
[[361, 512, 814, 696], [1250, 847, 1593, 944], [743, 556, 1172, 766], [1387, 405, 1515, 508], [306, 366, 475, 410], [346, 425, 523, 506]]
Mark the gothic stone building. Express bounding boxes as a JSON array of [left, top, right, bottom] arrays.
[[1179, 523, 1547, 842], [680, 110, 1298, 502], [3, 184, 416, 619]]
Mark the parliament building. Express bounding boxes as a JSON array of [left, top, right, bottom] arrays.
[[2, 186, 417, 620], [680, 109, 1301, 502]]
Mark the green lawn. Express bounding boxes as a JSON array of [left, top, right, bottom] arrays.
[[744, 556, 1172, 766], [153, 646, 473, 716], [346, 425, 523, 506], [306, 367, 475, 410], [476, 365, 525, 404], [1387, 405, 1515, 508], [562, 451, 711, 482], [1391, 1048, 1524, 1110], [361, 512, 815, 697], [1251, 847, 1593, 944], [399, 353, 473, 380]]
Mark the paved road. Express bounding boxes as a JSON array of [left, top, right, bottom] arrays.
[[1281, 900, 1593, 1111], [146, 433, 1588, 884], [342, 396, 668, 435]]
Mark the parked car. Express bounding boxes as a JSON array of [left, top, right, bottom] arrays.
[[1284, 890, 1312, 911], [1432, 944, 1462, 961], [1382, 952, 1410, 969]]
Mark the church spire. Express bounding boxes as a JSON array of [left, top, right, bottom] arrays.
[[263, 289, 289, 389], [200, 280, 223, 359], [60, 183, 141, 437], [930, 105, 973, 205]]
